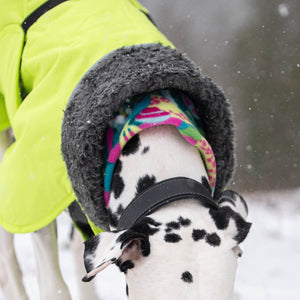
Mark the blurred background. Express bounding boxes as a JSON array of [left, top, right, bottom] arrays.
[[141, 0, 300, 194]]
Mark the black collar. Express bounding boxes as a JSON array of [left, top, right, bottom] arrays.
[[117, 177, 218, 231]]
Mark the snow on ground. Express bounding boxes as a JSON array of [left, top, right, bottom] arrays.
[[234, 189, 300, 300], [1, 189, 299, 300]]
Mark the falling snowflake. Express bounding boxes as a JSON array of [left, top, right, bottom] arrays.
[[278, 3, 289, 17]]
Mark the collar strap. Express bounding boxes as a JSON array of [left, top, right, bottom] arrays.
[[22, 0, 68, 33], [117, 177, 218, 231]]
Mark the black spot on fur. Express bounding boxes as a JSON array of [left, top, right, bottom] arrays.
[[68, 201, 94, 239], [83, 259, 94, 279], [166, 221, 181, 230], [145, 217, 162, 227], [178, 217, 191, 227], [83, 236, 100, 278], [209, 207, 251, 244], [122, 135, 141, 156], [206, 233, 221, 246], [131, 217, 161, 237], [117, 204, 125, 215], [111, 174, 125, 199], [142, 146, 150, 154], [136, 174, 156, 196], [209, 207, 231, 230], [107, 208, 118, 228], [192, 229, 206, 241], [110, 160, 124, 200], [201, 176, 212, 193], [126, 284, 129, 296], [116, 260, 135, 274], [84, 235, 100, 257], [114, 159, 122, 174], [181, 271, 193, 283], [164, 233, 182, 243], [165, 218, 191, 233]]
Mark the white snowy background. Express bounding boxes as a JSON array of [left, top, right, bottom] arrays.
[[0, 189, 299, 300]]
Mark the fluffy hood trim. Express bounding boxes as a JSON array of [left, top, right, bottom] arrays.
[[61, 44, 235, 230]]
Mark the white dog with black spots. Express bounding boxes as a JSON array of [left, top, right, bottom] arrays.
[[83, 125, 251, 300]]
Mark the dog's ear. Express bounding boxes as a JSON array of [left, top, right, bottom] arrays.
[[82, 229, 150, 282], [218, 190, 249, 220], [210, 190, 251, 248]]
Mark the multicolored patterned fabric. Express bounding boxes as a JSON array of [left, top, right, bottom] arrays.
[[104, 90, 217, 205]]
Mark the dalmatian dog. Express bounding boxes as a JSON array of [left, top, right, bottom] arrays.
[[0, 120, 250, 300], [0, 1, 250, 299], [82, 125, 251, 300]]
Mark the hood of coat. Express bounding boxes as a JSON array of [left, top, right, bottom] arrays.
[[61, 43, 235, 230]]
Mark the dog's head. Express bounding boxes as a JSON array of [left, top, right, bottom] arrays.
[[83, 190, 251, 300]]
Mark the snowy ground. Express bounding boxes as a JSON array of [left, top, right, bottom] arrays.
[[234, 189, 300, 300], [1, 189, 299, 300]]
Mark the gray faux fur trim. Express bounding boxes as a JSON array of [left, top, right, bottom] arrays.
[[61, 44, 235, 230]]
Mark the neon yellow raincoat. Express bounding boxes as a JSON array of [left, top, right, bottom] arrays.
[[0, 0, 173, 233], [0, 0, 235, 234]]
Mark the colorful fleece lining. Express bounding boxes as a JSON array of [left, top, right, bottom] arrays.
[[104, 90, 216, 205]]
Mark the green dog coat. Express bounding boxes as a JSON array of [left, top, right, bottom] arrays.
[[0, 0, 235, 233], [0, 0, 172, 233]]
